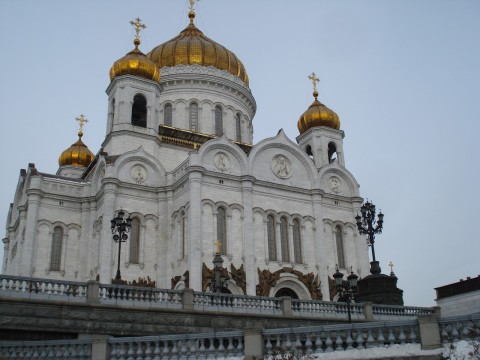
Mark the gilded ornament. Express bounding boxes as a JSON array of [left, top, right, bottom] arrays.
[[58, 115, 94, 168], [297, 72, 340, 134]]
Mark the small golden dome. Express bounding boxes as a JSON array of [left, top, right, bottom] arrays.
[[147, 11, 249, 86], [297, 90, 340, 134], [58, 131, 94, 167], [110, 38, 160, 82]]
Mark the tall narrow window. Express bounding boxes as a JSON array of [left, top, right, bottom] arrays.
[[164, 104, 172, 126], [293, 219, 302, 264], [328, 142, 337, 163], [215, 106, 223, 136], [50, 226, 63, 271], [267, 215, 277, 261], [181, 214, 186, 259], [217, 207, 227, 255], [280, 217, 290, 262], [111, 98, 116, 123], [131, 94, 147, 127], [336, 225, 346, 268], [189, 102, 198, 131], [236, 113, 242, 142], [129, 218, 140, 264]]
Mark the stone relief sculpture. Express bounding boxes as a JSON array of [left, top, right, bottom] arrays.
[[214, 152, 230, 171], [256, 267, 323, 300], [131, 164, 148, 184], [230, 263, 246, 294], [328, 176, 342, 193], [171, 270, 190, 290], [271, 154, 292, 179]]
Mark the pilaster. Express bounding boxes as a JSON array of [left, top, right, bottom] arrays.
[[312, 192, 330, 300], [188, 171, 203, 290], [242, 179, 255, 295], [99, 181, 118, 283]]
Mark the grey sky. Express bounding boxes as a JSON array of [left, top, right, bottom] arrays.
[[1, 0, 479, 306]]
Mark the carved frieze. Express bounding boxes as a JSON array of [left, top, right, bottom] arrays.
[[256, 267, 323, 300]]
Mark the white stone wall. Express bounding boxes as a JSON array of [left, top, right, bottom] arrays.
[[437, 291, 480, 317]]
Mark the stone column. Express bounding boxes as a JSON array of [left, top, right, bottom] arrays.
[[312, 191, 330, 300], [188, 171, 203, 290], [288, 222, 295, 264], [99, 181, 117, 283], [78, 201, 91, 280], [242, 179, 255, 295], [23, 184, 42, 277]]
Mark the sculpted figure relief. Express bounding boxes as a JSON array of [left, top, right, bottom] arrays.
[[328, 176, 342, 193], [214, 152, 230, 171], [271, 155, 292, 179], [131, 165, 147, 184]]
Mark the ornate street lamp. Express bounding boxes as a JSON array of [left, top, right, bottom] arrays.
[[110, 209, 132, 283], [333, 265, 358, 323], [355, 200, 384, 274], [209, 240, 230, 293]]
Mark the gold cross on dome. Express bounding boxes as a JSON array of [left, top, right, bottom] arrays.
[[388, 261, 394, 273], [189, 0, 200, 13], [308, 72, 320, 93], [75, 114, 88, 132], [130, 17, 146, 40], [214, 240, 221, 254]]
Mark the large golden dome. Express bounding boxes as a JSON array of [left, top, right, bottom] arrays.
[[147, 11, 249, 86], [110, 37, 160, 82], [297, 90, 340, 134]]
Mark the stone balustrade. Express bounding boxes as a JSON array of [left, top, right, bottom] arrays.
[[263, 319, 420, 354], [439, 312, 480, 343], [0, 274, 87, 301], [292, 299, 365, 321], [99, 283, 183, 309], [108, 331, 244, 360], [192, 291, 283, 315], [0, 339, 92, 359], [0, 275, 436, 322]]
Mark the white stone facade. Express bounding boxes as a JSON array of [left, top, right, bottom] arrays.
[[2, 37, 369, 302]]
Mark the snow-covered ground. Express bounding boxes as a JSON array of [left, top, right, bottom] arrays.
[[260, 340, 478, 360]]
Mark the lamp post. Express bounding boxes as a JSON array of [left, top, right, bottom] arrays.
[[110, 209, 132, 283], [355, 200, 384, 274], [209, 240, 229, 293], [333, 265, 358, 323]]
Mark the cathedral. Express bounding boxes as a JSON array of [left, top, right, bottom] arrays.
[[1, 3, 369, 302]]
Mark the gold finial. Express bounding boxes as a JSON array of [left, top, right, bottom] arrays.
[[214, 240, 221, 254], [388, 261, 394, 273], [75, 114, 88, 138], [308, 72, 320, 99], [130, 17, 146, 47], [188, 0, 200, 23]]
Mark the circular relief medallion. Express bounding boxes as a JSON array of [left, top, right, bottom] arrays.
[[271, 154, 292, 179], [214, 152, 230, 171], [131, 164, 148, 184], [328, 176, 342, 194]]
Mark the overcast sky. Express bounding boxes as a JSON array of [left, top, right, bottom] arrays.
[[1, 0, 479, 307]]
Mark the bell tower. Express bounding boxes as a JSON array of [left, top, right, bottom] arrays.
[[296, 73, 345, 169]]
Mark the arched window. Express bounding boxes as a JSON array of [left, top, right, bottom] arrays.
[[189, 102, 198, 131], [131, 94, 147, 127], [50, 226, 63, 271], [336, 225, 346, 268], [217, 207, 227, 255], [236, 113, 242, 142], [215, 106, 223, 136], [111, 98, 116, 123], [267, 215, 277, 261], [328, 142, 337, 163], [306, 145, 313, 160], [293, 219, 302, 264], [164, 104, 172, 126], [280, 217, 290, 262], [129, 218, 140, 264]]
